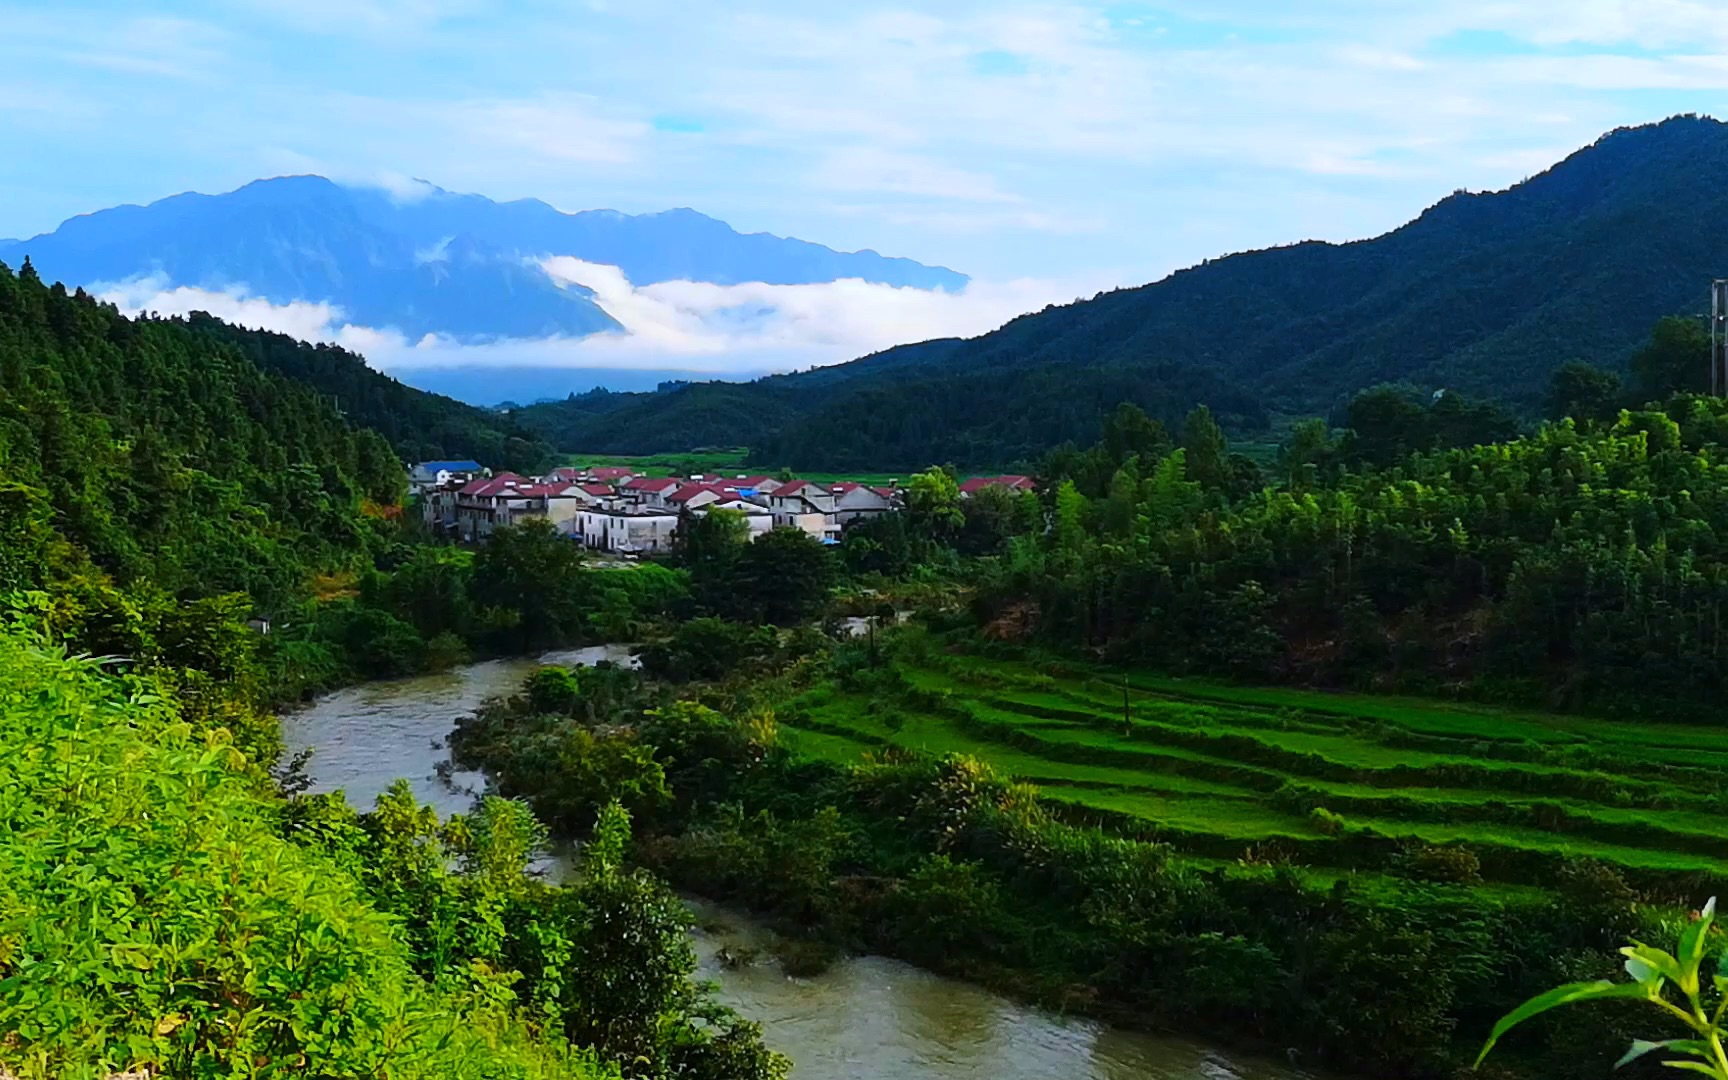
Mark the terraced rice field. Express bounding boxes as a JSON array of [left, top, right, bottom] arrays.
[[776, 652, 1728, 895]]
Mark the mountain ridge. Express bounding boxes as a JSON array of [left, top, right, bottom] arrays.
[[514, 115, 1728, 469], [0, 175, 967, 344]]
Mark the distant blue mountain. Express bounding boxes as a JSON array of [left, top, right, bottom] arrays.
[[402, 364, 775, 406], [0, 176, 968, 342]]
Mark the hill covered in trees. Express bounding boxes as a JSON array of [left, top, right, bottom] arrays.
[[519, 115, 1728, 470], [181, 312, 556, 473], [0, 258, 406, 616]]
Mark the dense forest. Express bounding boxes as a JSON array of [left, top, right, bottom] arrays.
[[0, 258, 402, 616], [515, 115, 1728, 470], [183, 312, 555, 473], [516, 361, 1267, 470]]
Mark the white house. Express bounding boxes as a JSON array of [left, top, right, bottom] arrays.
[[575, 505, 682, 554], [829, 482, 899, 525], [765, 480, 842, 543], [410, 459, 482, 494], [620, 476, 683, 507]]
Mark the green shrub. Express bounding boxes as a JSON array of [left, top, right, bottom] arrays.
[[1397, 844, 1484, 885], [0, 629, 607, 1079]]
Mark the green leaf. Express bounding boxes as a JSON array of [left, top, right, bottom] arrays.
[[1618, 1040, 1713, 1069], [1625, 942, 1683, 988], [1678, 899, 1718, 994], [1477, 981, 1654, 1067], [1659, 1062, 1726, 1076]]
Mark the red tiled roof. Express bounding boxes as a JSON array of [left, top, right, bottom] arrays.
[[579, 483, 614, 497], [545, 467, 583, 482], [459, 472, 528, 497], [520, 483, 589, 498], [960, 475, 1036, 495], [731, 475, 773, 488], [588, 466, 637, 481], [623, 476, 681, 492], [668, 483, 726, 504], [771, 480, 811, 498]]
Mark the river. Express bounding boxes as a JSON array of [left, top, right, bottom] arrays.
[[281, 650, 1318, 1080]]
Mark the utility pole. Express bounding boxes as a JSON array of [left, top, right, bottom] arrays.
[[1713, 280, 1728, 397], [1122, 674, 1132, 737]]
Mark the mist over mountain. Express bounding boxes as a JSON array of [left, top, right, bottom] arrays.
[[0, 176, 968, 344], [517, 116, 1728, 470]]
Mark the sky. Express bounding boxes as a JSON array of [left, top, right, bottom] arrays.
[[6, 1, 1728, 380]]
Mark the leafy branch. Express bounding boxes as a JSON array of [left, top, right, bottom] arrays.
[[1479, 898, 1728, 1076]]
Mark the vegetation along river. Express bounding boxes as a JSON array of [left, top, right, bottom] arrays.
[[281, 651, 1320, 1080]]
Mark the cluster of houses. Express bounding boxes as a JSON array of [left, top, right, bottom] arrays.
[[411, 460, 1012, 555]]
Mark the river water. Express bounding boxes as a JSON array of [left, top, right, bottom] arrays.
[[281, 650, 1317, 1080]]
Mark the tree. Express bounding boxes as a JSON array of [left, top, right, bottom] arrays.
[[1180, 405, 1230, 491], [1548, 361, 1624, 423], [678, 507, 750, 615], [841, 511, 915, 576], [1632, 315, 1711, 397], [1101, 402, 1170, 468], [904, 466, 964, 548], [732, 527, 837, 626], [957, 484, 1022, 556], [472, 519, 589, 651], [1340, 386, 1428, 466], [1278, 417, 1335, 489]]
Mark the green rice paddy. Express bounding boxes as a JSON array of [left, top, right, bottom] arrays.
[[777, 651, 1728, 894]]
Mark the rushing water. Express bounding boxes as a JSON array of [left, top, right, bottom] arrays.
[[281, 651, 1318, 1080]]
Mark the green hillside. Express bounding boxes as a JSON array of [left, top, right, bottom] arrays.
[[183, 312, 555, 473], [518, 115, 1728, 470], [0, 259, 400, 614]]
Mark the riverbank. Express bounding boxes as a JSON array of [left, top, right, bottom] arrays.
[[280, 649, 1318, 1080]]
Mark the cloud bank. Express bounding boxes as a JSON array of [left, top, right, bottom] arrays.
[[97, 260, 1093, 377]]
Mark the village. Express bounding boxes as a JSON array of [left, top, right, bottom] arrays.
[[409, 460, 1036, 554]]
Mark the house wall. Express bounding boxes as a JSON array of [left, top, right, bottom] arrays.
[[777, 511, 840, 542], [577, 510, 680, 553]]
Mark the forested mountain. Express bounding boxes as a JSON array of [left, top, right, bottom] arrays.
[[0, 175, 965, 341], [0, 258, 400, 613], [180, 313, 555, 472], [520, 115, 1728, 469]]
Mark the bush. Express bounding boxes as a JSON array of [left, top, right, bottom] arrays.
[[0, 629, 606, 1079], [1396, 843, 1483, 885]]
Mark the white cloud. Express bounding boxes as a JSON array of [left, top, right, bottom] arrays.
[[96, 274, 355, 345], [94, 261, 1096, 378]]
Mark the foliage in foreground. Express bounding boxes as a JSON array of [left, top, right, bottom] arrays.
[[0, 628, 607, 1079], [0, 628, 786, 1080], [1479, 897, 1728, 1076]]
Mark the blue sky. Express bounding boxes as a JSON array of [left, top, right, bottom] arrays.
[[5, 1, 1728, 372]]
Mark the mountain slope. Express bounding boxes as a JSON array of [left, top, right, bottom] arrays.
[[0, 259, 400, 610], [0, 176, 967, 342], [520, 115, 1728, 469], [179, 312, 555, 472]]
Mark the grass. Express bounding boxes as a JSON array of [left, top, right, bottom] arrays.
[[774, 647, 1728, 893]]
